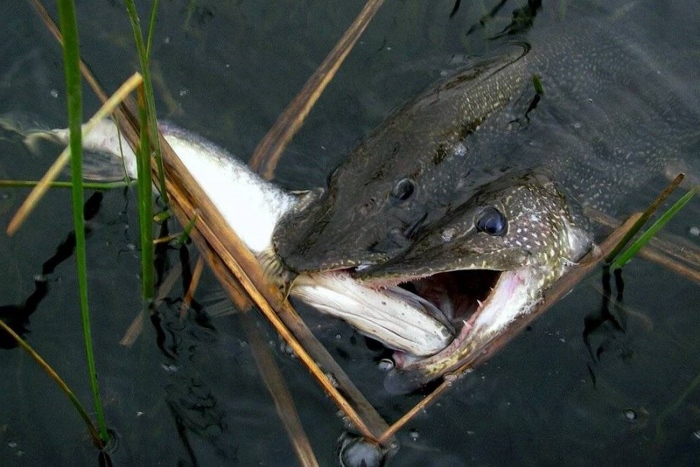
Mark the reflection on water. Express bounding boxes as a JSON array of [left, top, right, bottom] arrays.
[[0, 0, 698, 465]]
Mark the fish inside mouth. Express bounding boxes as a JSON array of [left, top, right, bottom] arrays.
[[350, 266, 527, 366], [374, 269, 501, 340], [286, 252, 534, 366], [350, 264, 542, 394]]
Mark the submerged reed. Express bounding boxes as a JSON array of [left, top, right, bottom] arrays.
[[0, 320, 104, 448]]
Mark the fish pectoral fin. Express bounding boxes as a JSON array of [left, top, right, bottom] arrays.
[[80, 149, 134, 182]]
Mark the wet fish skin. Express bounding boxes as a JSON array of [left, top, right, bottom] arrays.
[[357, 169, 593, 393], [25, 119, 454, 357], [358, 169, 591, 281], [272, 44, 530, 273], [273, 17, 700, 275]]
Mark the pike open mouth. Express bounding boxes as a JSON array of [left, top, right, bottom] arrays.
[[356, 267, 531, 354], [282, 247, 540, 394], [382, 269, 502, 335], [353, 266, 536, 393]]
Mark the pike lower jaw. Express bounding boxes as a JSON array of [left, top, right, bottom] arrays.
[[354, 266, 534, 394]]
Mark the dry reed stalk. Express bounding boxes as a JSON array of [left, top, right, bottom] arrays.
[[179, 256, 204, 319], [248, 0, 385, 179], [239, 310, 320, 467], [6, 72, 143, 235]]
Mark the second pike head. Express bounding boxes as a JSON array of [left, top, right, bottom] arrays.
[[356, 169, 593, 393], [272, 45, 530, 273]]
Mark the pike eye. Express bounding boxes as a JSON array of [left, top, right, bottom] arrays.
[[391, 178, 415, 201], [476, 206, 507, 236]]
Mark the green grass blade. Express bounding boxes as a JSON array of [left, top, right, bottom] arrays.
[[57, 0, 109, 443], [136, 85, 155, 302], [0, 320, 104, 448], [610, 185, 698, 271], [176, 213, 198, 246], [605, 173, 685, 264], [125, 0, 166, 303], [124, 0, 168, 206], [145, 0, 160, 58]]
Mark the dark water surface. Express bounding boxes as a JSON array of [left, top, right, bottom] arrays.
[[0, 1, 699, 465]]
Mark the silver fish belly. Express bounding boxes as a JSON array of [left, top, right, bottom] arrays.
[[33, 119, 453, 357]]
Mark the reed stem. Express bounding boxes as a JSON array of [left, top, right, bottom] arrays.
[[57, 0, 109, 443]]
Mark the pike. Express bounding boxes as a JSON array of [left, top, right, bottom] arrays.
[[22, 10, 698, 394], [270, 17, 698, 392], [17, 31, 533, 367]]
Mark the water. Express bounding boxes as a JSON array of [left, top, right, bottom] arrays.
[[0, 0, 699, 465]]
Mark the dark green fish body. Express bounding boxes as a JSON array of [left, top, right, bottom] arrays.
[[473, 22, 699, 217], [274, 18, 699, 274], [271, 11, 699, 391], [274, 44, 532, 271]]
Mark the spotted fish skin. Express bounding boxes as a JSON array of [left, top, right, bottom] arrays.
[[356, 169, 593, 393], [273, 15, 699, 275], [359, 169, 591, 282], [273, 45, 531, 272]]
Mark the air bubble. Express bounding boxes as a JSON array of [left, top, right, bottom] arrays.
[[325, 372, 339, 388], [161, 363, 178, 373], [279, 340, 295, 358], [453, 142, 468, 157]]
